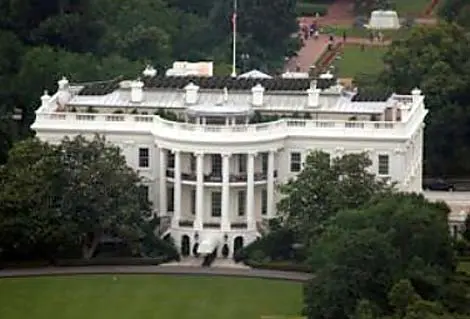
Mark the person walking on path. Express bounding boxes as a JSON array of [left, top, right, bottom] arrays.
[[342, 30, 347, 42]]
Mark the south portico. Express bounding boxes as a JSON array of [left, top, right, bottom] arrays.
[[156, 143, 280, 258]]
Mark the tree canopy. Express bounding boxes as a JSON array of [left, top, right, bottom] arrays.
[[277, 150, 393, 245], [0, 135, 153, 260], [0, 0, 300, 164], [355, 21, 470, 177], [303, 193, 460, 319]]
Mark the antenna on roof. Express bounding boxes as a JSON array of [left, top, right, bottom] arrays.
[[231, 0, 238, 78]]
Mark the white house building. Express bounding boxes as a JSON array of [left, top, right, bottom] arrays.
[[31, 68, 428, 258]]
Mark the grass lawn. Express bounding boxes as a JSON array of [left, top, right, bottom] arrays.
[[458, 261, 470, 274], [0, 275, 302, 319], [335, 45, 387, 78], [322, 25, 414, 42], [393, 0, 431, 15]]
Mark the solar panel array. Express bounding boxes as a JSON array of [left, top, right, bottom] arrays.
[[77, 75, 337, 96]]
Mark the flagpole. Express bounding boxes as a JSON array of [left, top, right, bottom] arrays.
[[231, 0, 237, 77]]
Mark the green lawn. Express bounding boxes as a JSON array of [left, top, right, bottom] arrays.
[[0, 275, 302, 319], [393, 0, 431, 15], [335, 45, 387, 78], [322, 25, 414, 41], [458, 261, 470, 274]]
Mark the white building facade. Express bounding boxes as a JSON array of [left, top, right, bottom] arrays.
[[31, 71, 428, 258]]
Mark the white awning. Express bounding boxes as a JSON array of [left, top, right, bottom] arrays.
[[197, 236, 220, 255]]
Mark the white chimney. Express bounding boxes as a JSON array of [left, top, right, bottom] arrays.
[[185, 82, 199, 104], [57, 76, 71, 106], [41, 90, 51, 108], [58, 76, 69, 91], [411, 87, 422, 104], [307, 80, 320, 107], [130, 79, 144, 103], [142, 65, 157, 77], [251, 83, 265, 106]]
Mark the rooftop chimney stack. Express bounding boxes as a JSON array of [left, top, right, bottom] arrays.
[[58, 76, 69, 91], [185, 82, 199, 104], [142, 65, 157, 77], [40, 90, 51, 109], [411, 87, 422, 105], [307, 80, 320, 107], [57, 76, 72, 106], [130, 79, 144, 103], [251, 83, 265, 106]]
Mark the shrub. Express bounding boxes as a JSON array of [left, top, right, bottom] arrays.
[[296, 3, 328, 17], [245, 260, 312, 273], [233, 228, 305, 263], [55, 256, 168, 267]]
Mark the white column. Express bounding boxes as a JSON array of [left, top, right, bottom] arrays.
[[246, 152, 256, 230], [194, 152, 204, 230], [267, 150, 275, 218], [221, 153, 231, 231], [159, 148, 167, 216], [172, 150, 182, 227]]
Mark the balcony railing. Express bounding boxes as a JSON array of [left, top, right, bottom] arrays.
[[231, 222, 247, 229], [179, 220, 194, 227], [166, 169, 278, 182], [203, 222, 220, 229]]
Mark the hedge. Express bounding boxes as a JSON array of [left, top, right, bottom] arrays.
[[244, 260, 312, 273], [296, 3, 328, 17], [0, 256, 170, 269], [55, 256, 169, 267]]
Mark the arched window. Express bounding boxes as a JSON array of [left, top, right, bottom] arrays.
[[234, 236, 244, 255]]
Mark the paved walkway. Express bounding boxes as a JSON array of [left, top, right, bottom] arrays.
[[0, 265, 312, 282]]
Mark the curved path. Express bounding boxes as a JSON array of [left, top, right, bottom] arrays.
[[0, 265, 312, 282]]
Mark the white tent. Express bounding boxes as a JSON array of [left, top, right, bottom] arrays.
[[238, 69, 273, 79], [197, 236, 220, 255], [366, 10, 400, 30]]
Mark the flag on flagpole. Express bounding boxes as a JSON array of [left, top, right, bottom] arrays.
[[232, 12, 237, 30]]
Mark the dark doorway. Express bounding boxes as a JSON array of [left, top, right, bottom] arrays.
[[181, 235, 191, 257], [234, 236, 244, 255]]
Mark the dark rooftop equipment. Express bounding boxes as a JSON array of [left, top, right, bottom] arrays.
[[77, 75, 337, 96]]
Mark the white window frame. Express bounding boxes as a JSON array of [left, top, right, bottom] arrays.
[[378, 154, 390, 176], [261, 189, 267, 215], [191, 189, 196, 215], [138, 147, 150, 168], [238, 190, 246, 216], [211, 191, 222, 217], [211, 154, 222, 176], [290, 152, 302, 172]]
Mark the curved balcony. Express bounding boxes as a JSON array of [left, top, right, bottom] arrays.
[[33, 107, 425, 148], [177, 220, 248, 229], [166, 169, 277, 185]]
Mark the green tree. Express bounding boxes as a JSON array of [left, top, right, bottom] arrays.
[[277, 150, 392, 245], [302, 193, 454, 319], [388, 279, 420, 318], [0, 135, 152, 260], [362, 22, 470, 176], [57, 135, 152, 259]]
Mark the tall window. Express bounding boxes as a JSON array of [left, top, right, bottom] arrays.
[[261, 189, 267, 215], [211, 192, 222, 217], [238, 191, 246, 216], [238, 154, 247, 173], [138, 148, 149, 168], [290, 152, 301, 172], [211, 154, 222, 176], [378, 154, 390, 175], [189, 154, 196, 173], [167, 151, 175, 169], [167, 187, 174, 212], [191, 189, 196, 215], [261, 152, 268, 174]]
